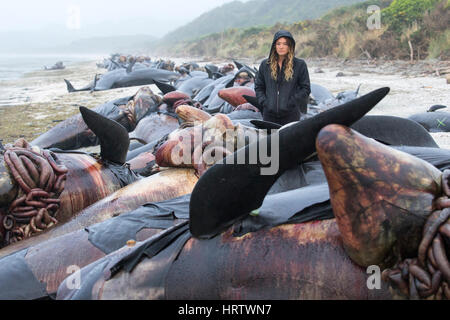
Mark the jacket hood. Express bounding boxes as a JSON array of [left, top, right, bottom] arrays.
[[269, 30, 296, 59]]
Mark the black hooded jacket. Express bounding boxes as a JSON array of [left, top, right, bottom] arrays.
[[254, 30, 311, 118]]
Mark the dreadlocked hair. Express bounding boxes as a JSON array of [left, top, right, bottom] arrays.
[[268, 38, 294, 82]]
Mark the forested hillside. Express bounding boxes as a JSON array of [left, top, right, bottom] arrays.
[[160, 0, 367, 44]]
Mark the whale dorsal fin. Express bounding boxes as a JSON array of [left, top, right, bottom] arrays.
[[79, 107, 129, 164], [153, 79, 176, 94], [233, 60, 244, 70]]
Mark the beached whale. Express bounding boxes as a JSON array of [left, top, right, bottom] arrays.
[[44, 61, 65, 71], [409, 108, 450, 132], [31, 87, 162, 150], [0, 106, 138, 250], [1, 86, 449, 300], [308, 84, 361, 115], [175, 73, 213, 97], [52, 87, 449, 300], [64, 67, 179, 93]]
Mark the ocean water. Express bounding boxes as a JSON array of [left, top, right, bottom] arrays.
[[0, 53, 102, 106], [0, 53, 101, 81]]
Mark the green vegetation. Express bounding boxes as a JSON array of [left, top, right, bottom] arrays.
[[153, 0, 449, 61], [158, 0, 367, 44], [379, 0, 449, 59], [382, 0, 440, 32]]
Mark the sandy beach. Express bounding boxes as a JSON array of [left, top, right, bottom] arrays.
[[0, 57, 449, 147]]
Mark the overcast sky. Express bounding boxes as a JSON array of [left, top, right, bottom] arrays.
[[0, 0, 248, 37]]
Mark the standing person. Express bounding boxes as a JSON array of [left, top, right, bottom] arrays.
[[254, 30, 311, 125]]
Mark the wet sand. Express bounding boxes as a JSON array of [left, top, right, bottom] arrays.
[[305, 58, 450, 148], [0, 57, 449, 147], [0, 60, 151, 143]]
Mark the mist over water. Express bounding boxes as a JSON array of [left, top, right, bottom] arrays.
[[0, 53, 101, 81]]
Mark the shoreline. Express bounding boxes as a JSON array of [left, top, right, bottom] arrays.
[[0, 59, 146, 143], [0, 57, 449, 147]]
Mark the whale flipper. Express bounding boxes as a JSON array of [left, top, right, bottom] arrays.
[[427, 105, 447, 112]]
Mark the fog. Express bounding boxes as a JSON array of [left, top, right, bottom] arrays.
[[0, 0, 250, 53]]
